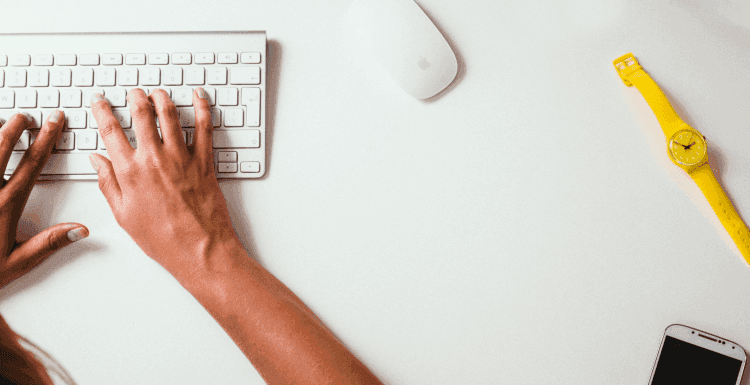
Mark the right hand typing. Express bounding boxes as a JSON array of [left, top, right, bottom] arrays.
[[89, 89, 243, 281]]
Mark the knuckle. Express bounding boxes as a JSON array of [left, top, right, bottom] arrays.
[[25, 148, 47, 165], [97, 116, 121, 137], [130, 99, 153, 117], [157, 104, 178, 121], [46, 230, 66, 251]]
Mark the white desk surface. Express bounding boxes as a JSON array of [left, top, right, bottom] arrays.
[[2, 0, 750, 383]]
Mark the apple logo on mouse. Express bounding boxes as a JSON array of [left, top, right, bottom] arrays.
[[418, 56, 431, 70]]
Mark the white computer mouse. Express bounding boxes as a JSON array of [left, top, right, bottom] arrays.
[[345, 0, 458, 99]]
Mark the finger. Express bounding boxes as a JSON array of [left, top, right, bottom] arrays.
[[127, 89, 160, 150], [89, 153, 123, 215], [4, 223, 88, 284], [192, 88, 214, 171], [4, 111, 64, 194], [0, 113, 33, 175], [91, 93, 134, 163], [148, 89, 184, 155]]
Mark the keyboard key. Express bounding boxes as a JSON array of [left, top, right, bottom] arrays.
[[203, 87, 217, 106], [32, 54, 53, 66], [218, 163, 238, 173], [223, 108, 243, 127], [118, 67, 138, 86], [207, 67, 227, 85], [240, 52, 261, 64], [9, 55, 30, 66], [178, 108, 195, 127], [147, 87, 171, 98], [218, 52, 238, 64], [241, 88, 261, 127], [28, 68, 49, 87], [27, 111, 42, 128], [209, 108, 221, 127], [140, 67, 160, 86], [77, 131, 97, 149], [51, 68, 72, 87], [240, 161, 261, 173], [218, 88, 238, 106], [60, 89, 82, 108], [42, 110, 58, 125], [55, 131, 74, 150], [148, 53, 169, 65], [13, 131, 29, 150], [73, 68, 94, 87], [0, 56, 6, 67], [55, 54, 77, 66], [195, 53, 214, 64], [6, 68, 26, 87], [38, 89, 59, 108], [218, 151, 237, 162], [105, 88, 127, 107], [7, 153, 97, 175], [213, 130, 260, 148], [172, 53, 191, 65], [185, 67, 205, 85], [123, 129, 137, 148], [83, 88, 104, 108], [0, 70, 3, 87], [112, 109, 132, 128], [102, 53, 123, 65], [125, 53, 146, 65], [0, 90, 14, 108], [230, 67, 261, 85], [65, 110, 86, 128], [173, 87, 193, 106], [79, 54, 100, 66], [163, 67, 182, 86], [95, 67, 116, 86], [17, 90, 37, 108]]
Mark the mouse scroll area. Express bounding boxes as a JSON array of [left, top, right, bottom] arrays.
[[345, 0, 458, 99]]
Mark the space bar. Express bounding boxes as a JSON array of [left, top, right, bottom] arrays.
[[6, 153, 97, 175]]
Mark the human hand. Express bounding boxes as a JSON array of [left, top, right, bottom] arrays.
[[89, 89, 241, 282], [0, 112, 89, 289]]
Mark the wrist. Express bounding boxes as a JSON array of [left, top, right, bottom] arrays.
[[164, 232, 250, 291]]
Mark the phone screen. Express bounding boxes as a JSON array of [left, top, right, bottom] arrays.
[[652, 336, 743, 384]]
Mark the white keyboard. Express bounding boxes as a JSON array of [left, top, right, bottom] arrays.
[[0, 31, 267, 180]]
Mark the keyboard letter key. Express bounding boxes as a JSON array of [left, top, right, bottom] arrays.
[[55, 132, 75, 150]]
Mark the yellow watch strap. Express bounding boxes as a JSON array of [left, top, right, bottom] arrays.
[[690, 163, 750, 263], [613, 53, 685, 139]]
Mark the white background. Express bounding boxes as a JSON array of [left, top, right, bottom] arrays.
[[2, 0, 750, 384]]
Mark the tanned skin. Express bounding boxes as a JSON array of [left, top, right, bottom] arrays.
[[0, 90, 382, 384]]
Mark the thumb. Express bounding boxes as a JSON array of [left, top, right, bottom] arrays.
[[4, 223, 88, 283], [89, 153, 122, 210]]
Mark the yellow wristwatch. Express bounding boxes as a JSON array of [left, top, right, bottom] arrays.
[[613, 53, 750, 265]]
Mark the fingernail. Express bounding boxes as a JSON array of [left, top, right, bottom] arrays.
[[67, 227, 88, 242], [20, 112, 34, 123], [197, 87, 208, 99], [49, 110, 63, 124], [91, 93, 105, 104], [88, 154, 99, 171]]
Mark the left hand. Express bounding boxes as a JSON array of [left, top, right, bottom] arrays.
[[0, 111, 88, 289]]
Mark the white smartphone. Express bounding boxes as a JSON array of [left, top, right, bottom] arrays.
[[648, 324, 746, 384]]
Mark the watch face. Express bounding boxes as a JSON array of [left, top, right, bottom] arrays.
[[668, 130, 707, 166]]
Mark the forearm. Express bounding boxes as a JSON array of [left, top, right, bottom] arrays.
[[181, 239, 382, 385]]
